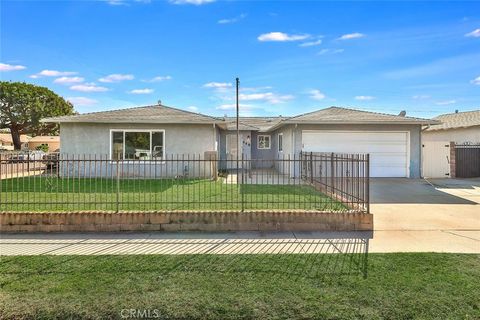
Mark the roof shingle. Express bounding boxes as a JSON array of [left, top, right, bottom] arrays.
[[42, 104, 219, 124], [425, 110, 480, 131]]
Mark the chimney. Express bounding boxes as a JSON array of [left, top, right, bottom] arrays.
[[398, 110, 406, 117]]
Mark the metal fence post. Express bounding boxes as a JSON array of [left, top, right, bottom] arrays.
[[116, 159, 120, 213], [330, 152, 335, 194], [241, 153, 245, 212], [310, 152, 313, 184], [366, 153, 370, 214]]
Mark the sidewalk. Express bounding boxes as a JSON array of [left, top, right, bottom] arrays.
[[1, 229, 478, 256]]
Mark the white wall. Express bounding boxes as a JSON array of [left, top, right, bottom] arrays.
[[422, 126, 480, 144]]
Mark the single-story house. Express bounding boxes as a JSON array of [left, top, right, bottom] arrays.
[[43, 105, 437, 178], [423, 110, 480, 144], [0, 133, 31, 151], [27, 136, 60, 152]]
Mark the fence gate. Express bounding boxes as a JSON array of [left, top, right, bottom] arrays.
[[455, 144, 480, 178], [422, 141, 450, 178]]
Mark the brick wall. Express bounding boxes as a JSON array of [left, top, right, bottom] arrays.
[[450, 141, 456, 178], [0, 211, 373, 233]]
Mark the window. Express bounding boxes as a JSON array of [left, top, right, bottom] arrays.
[[257, 135, 271, 150], [278, 133, 283, 152], [110, 130, 164, 160]]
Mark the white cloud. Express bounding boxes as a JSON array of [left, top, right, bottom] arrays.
[[436, 100, 456, 105], [169, 0, 215, 5], [67, 97, 98, 106], [70, 83, 109, 92], [32, 70, 77, 77], [216, 103, 255, 110], [239, 92, 293, 104], [106, 0, 126, 5], [471, 76, 480, 85], [143, 75, 172, 82], [0, 63, 26, 71], [218, 13, 246, 24], [317, 48, 344, 55], [309, 89, 326, 100], [187, 106, 199, 112], [355, 95, 375, 101], [258, 32, 310, 42], [203, 82, 232, 89], [99, 74, 134, 83], [128, 88, 154, 94], [299, 39, 322, 47], [465, 28, 480, 38], [412, 94, 430, 100], [338, 32, 365, 40], [54, 76, 84, 84]]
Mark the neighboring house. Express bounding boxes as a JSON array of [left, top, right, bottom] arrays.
[[0, 133, 31, 150], [43, 105, 436, 178], [423, 110, 480, 144], [28, 136, 60, 152], [422, 110, 480, 178]]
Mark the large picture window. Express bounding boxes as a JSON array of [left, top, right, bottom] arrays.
[[111, 130, 164, 160], [257, 135, 271, 150]]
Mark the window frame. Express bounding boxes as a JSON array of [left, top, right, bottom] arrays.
[[257, 134, 271, 150], [278, 133, 283, 152], [109, 129, 165, 162]]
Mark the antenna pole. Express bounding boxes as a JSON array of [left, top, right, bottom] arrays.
[[236, 77, 240, 183]]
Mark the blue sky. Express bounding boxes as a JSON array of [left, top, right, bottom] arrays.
[[1, 0, 479, 118]]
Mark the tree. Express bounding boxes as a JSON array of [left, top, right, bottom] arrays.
[[0, 81, 75, 150]]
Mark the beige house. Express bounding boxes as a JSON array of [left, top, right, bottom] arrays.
[[28, 136, 60, 152], [0, 133, 31, 150], [423, 110, 480, 144]]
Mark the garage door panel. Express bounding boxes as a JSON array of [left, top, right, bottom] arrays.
[[302, 131, 409, 178]]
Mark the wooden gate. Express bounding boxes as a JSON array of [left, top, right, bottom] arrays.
[[455, 144, 480, 178], [422, 141, 451, 178]]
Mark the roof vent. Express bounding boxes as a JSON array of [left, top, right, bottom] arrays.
[[455, 109, 459, 113], [157, 100, 162, 105], [398, 110, 406, 117]]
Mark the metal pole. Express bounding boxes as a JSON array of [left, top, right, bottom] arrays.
[[236, 77, 240, 211], [116, 159, 120, 213]]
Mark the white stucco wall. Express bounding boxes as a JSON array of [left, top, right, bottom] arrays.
[[60, 122, 217, 156], [422, 126, 480, 144]]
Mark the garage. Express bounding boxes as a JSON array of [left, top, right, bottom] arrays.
[[302, 130, 409, 177]]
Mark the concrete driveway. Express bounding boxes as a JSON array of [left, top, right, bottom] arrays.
[[369, 178, 480, 253]]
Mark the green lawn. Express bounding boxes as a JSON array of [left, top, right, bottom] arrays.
[[0, 254, 478, 319], [0, 177, 346, 211]]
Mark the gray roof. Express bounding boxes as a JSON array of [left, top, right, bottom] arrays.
[[280, 106, 437, 125], [222, 117, 283, 131], [42, 104, 438, 130], [425, 110, 480, 131], [42, 104, 219, 124]]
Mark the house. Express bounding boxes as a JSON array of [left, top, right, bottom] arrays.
[[0, 132, 31, 151], [423, 110, 480, 144], [27, 136, 60, 152], [421, 110, 480, 178], [42, 105, 437, 178]]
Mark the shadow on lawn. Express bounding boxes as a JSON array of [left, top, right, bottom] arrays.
[[0, 231, 371, 282]]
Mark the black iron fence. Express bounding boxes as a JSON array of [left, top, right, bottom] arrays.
[[0, 152, 369, 213], [455, 144, 480, 178]]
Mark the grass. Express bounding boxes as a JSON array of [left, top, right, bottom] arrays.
[[0, 253, 478, 319], [0, 177, 346, 211]]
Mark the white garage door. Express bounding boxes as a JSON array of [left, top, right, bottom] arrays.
[[302, 131, 409, 177]]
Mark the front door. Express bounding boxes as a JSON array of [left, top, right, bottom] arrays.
[[226, 134, 242, 169]]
